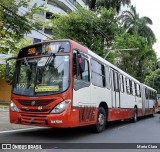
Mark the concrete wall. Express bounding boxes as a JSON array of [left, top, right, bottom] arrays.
[[0, 79, 11, 102]]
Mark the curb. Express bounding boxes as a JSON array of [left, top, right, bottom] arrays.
[[0, 107, 9, 112]]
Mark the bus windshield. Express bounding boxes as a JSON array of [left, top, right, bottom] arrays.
[[13, 55, 70, 96]]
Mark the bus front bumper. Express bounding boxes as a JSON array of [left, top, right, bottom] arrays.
[[9, 109, 78, 128]]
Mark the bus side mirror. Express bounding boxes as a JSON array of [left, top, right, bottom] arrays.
[[5, 57, 17, 77], [6, 62, 9, 76]]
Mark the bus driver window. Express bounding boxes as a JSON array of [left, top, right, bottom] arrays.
[[73, 51, 90, 90], [73, 51, 83, 80]]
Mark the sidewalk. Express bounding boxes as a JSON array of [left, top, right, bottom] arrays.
[[0, 111, 37, 131], [0, 102, 9, 112], [0, 107, 9, 112]]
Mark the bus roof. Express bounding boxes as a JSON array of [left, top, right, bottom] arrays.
[[141, 83, 157, 92]]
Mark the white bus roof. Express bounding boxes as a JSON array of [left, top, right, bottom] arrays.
[[141, 83, 157, 92]]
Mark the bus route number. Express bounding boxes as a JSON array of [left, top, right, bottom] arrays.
[[28, 48, 36, 55]]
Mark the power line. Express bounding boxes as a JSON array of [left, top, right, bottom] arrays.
[[77, 8, 110, 41], [0, 3, 52, 40], [0, 2, 112, 46], [15, 2, 110, 42]]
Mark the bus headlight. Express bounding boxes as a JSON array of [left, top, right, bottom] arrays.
[[50, 100, 71, 114], [10, 100, 19, 112]]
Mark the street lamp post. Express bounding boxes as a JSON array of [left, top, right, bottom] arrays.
[[104, 48, 139, 59]]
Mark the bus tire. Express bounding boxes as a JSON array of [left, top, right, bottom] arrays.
[[91, 107, 107, 133], [132, 107, 138, 123]]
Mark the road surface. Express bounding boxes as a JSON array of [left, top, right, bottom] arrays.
[[0, 111, 160, 152]]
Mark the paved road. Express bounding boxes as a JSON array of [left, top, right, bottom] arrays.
[[0, 112, 160, 152]]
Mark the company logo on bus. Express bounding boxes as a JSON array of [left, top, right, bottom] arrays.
[[31, 101, 36, 106], [38, 106, 43, 110]]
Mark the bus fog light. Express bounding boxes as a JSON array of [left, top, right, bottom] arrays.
[[50, 100, 71, 114], [10, 100, 19, 112]]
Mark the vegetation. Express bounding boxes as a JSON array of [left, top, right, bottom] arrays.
[[51, 7, 119, 62], [114, 32, 157, 82], [0, 0, 159, 90], [0, 0, 45, 53], [119, 6, 156, 45], [50, 6, 157, 83], [0, 0, 45, 82], [87, 0, 131, 13], [145, 69, 160, 93]]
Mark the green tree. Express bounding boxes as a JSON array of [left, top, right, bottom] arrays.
[[87, 0, 130, 13], [0, 0, 45, 54], [145, 69, 160, 93], [0, 39, 32, 84], [0, 0, 46, 83], [51, 7, 119, 62], [119, 6, 156, 45], [114, 32, 157, 82]]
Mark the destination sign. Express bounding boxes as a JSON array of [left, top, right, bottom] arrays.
[[17, 41, 70, 58]]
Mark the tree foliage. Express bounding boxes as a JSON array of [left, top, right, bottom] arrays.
[[114, 32, 157, 82], [0, 0, 45, 83], [50, 7, 157, 82], [51, 7, 119, 62], [0, 0, 45, 54], [0, 39, 32, 84], [119, 6, 156, 45], [87, 0, 131, 13], [145, 69, 160, 93]]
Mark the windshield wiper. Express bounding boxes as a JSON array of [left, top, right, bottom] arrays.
[[24, 57, 32, 72], [57, 44, 64, 53], [42, 53, 55, 74], [36, 53, 55, 85]]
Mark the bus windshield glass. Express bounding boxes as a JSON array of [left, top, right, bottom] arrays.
[[12, 55, 70, 96]]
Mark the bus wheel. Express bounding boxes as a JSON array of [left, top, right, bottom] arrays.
[[132, 108, 137, 123], [91, 107, 106, 133]]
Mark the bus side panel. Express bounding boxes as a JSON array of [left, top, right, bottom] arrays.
[[136, 96, 143, 117], [108, 108, 134, 121]]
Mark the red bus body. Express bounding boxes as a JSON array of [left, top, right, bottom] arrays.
[[9, 39, 157, 130]]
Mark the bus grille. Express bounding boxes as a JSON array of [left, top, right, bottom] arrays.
[[21, 109, 50, 113], [20, 114, 47, 125], [18, 99, 53, 106]]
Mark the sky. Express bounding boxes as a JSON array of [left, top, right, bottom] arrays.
[[130, 0, 160, 58]]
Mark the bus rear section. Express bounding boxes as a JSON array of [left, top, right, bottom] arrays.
[[141, 84, 158, 115]]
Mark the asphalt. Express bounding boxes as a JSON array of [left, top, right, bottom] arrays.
[[0, 112, 160, 152]]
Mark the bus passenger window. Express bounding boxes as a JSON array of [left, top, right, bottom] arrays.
[[132, 81, 135, 96], [126, 78, 130, 94], [120, 74, 124, 93], [134, 83, 137, 96], [136, 84, 141, 97], [91, 59, 105, 88], [81, 60, 90, 82], [129, 80, 133, 95]]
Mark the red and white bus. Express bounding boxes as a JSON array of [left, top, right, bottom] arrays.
[[6, 39, 158, 133]]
